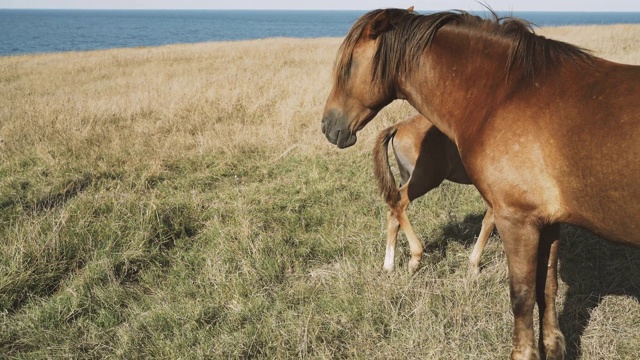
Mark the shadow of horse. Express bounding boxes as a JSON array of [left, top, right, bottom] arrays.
[[557, 225, 640, 359], [429, 213, 640, 359], [419, 212, 490, 264]]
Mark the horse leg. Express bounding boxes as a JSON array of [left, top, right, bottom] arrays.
[[536, 224, 565, 359], [469, 207, 495, 275], [497, 214, 541, 360], [383, 209, 400, 272]]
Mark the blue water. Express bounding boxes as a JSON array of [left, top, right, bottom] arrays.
[[1, 9, 639, 56]]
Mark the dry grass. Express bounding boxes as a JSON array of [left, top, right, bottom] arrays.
[[1, 24, 639, 358], [539, 24, 640, 65]]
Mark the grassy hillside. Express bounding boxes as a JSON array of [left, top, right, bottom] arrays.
[[1, 25, 639, 359]]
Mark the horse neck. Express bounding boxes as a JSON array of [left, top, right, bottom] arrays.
[[399, 26, 519, 144]]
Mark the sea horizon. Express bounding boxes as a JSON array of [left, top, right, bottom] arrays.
[[1, 9, 639, 56]]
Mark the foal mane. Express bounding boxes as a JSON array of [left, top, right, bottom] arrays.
[[334, 8, 594, 90]]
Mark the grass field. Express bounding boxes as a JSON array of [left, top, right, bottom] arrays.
[[1, 24, 639, 359]]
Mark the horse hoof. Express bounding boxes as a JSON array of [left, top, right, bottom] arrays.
[[542, 329, 566, 360], [510, 345, 540, 360]]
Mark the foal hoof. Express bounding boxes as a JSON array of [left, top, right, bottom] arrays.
[[408, 259, 420, 274], [468, 262, 480, 276]]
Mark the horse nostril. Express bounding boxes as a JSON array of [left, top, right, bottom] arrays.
[[321, 117, 327, 134]]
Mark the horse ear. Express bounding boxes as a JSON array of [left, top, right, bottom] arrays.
[[407, 6, 414, 13], [364, 10, 392, 39]]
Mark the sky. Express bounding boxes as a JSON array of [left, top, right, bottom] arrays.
[[0, 1, 639, 12]]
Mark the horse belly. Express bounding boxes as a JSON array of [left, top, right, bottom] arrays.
[[552, 118, 640, 246], [558, 162, 640, 246], [466, 127, 639, 247]]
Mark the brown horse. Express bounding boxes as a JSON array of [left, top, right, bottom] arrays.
[[321, 8, 639, 360], [373, 113, 495, 274]]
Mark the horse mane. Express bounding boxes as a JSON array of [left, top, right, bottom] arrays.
[[334, 8, 594, 90]]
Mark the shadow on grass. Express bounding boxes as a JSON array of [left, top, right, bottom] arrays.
[[421, 212, 491, 264], [434, 213, 640, 359], [557, 226, 640, 359]]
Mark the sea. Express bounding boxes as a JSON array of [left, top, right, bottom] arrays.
[[1, 9, 639, 56]]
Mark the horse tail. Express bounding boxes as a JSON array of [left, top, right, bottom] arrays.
[[373, 124, 400, 206]]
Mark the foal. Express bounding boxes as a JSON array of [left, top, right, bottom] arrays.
[[374, 114, 495, 274]]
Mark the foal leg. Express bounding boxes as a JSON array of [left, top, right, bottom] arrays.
[[497, 214, 541, 360], [383, 209, 400, 272], [536, 224, 565, 359], [469, 207, 495, 275], [396, 190, 423, 273], [397, 206, 423, 273]]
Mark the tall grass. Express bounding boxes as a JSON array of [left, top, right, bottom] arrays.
[[1, 25, 639, 358]]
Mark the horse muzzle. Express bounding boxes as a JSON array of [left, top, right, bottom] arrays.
[[321, 110, 358, 149]]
